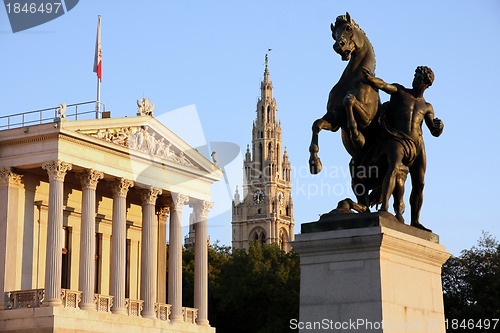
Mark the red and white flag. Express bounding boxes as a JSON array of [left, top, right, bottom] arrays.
[[93, 15, 102, 81]]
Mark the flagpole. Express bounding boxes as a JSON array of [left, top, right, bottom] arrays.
[[94, 15, 102, 119], [96, 76, 101, 118]]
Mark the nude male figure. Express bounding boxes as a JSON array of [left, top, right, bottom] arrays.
[[362, 66, 444, 230]]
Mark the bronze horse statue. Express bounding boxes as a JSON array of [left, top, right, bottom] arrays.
[[309, 13, 381, 207]]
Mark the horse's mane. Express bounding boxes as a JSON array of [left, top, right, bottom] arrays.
[[332, 14, 360, 36]]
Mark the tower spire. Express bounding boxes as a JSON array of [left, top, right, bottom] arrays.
[[231, 52, 294, 252], [264, 49, 271, 83]]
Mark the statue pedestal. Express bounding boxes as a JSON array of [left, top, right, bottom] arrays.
[[292, 213, 450, 333]]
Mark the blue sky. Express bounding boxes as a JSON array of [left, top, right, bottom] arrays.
[[1, 0, 499, 255]]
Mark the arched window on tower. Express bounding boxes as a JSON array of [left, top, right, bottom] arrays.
[[278, 229, 288, 251], [261, 106, 264, 123], [259, 143, 263, 173], [250, 227, 267, 246], [277, 144, 280, 178], [267, 105, 271, 122]]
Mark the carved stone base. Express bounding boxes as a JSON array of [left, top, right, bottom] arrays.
[[293, 213, 449, 333]]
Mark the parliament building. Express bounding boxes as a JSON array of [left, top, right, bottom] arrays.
[[0, 100, 221, 333]]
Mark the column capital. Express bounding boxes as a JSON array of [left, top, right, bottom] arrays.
[[171, 193, 189, 210], [156, 206, 170, 217], [42, 160, 72, 182], [139, 187, 162, 205], [191, 200, 214, 220], [0, 167, 23, 187], [110, 178, 134, 198], [78, 169, 104, 190]]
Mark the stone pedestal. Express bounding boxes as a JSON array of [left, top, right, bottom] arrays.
[[292, 213, 450, 333]]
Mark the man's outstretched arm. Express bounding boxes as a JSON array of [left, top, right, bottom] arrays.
[[424, 105, 444, 137], [362, 67, 398, 94]]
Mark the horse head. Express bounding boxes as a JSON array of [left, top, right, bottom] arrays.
[[331, 12, 366, 61]]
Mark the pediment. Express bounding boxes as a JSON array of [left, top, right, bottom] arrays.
[[78, 125, 196, 167], [63, 116, 219, 176]]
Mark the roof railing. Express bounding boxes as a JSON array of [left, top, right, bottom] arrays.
[[0, 101, 106, 130]]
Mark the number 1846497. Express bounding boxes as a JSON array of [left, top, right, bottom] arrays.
[[445, 318, 498, 330], [5, 2, 62, 14]]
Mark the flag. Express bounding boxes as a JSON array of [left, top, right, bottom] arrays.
[[93, 15, 102, 82]]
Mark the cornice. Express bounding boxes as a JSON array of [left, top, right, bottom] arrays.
[[0, 133, 59, 147]]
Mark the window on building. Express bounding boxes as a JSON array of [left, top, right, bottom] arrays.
[[259, 143, 263, 169], [95, 233, 102, 294], [125, 239, 131, 299], [61, 226, 71, 289]]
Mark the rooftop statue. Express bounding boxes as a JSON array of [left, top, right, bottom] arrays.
[[308, 13, 443, 231]]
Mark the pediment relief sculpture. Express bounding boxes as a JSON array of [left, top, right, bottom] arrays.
[[78, 125, 195, 167]]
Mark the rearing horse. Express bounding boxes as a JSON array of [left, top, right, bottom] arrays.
[[309, 13, 380, 203]]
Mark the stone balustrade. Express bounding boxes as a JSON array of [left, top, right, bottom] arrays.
[[182, 307, 198, 324], [7, 289, 44, 309], [155, 303, 171, 321], [7, 289, 83, 309], [60, 289, 82, 308], [94, 294, 114, 312], [6, 289, 200, 326], [125, 298, 144, 317]]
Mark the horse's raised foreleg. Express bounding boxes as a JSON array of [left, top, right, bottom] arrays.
[[344, 94, 372, 149], [309, 118, 334, 174]]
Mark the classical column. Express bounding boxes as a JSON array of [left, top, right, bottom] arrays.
[[78, 169, 103, 311], [139, 187, 162, 319], [0, 168, 23, 309], [42, 160, 72, 306], [156, 207, 169, 304], [168, 193, 189, 322], [193, 200, 213, 326], [109, 178, 134, 315]]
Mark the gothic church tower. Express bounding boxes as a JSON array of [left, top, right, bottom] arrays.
[[232, 54, 294, 252]]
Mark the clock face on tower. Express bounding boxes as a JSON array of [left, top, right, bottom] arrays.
[[253, 190, 265, 204]]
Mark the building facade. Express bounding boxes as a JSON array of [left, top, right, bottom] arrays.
[[231, 56, 294, 252], [0, 100, 222, 333]]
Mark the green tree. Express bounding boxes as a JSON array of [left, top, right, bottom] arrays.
[[211, 242, 300, 333], [207, 242, 232, 325], [442, 232, 500, 333], [181, 242, 300, 332]]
